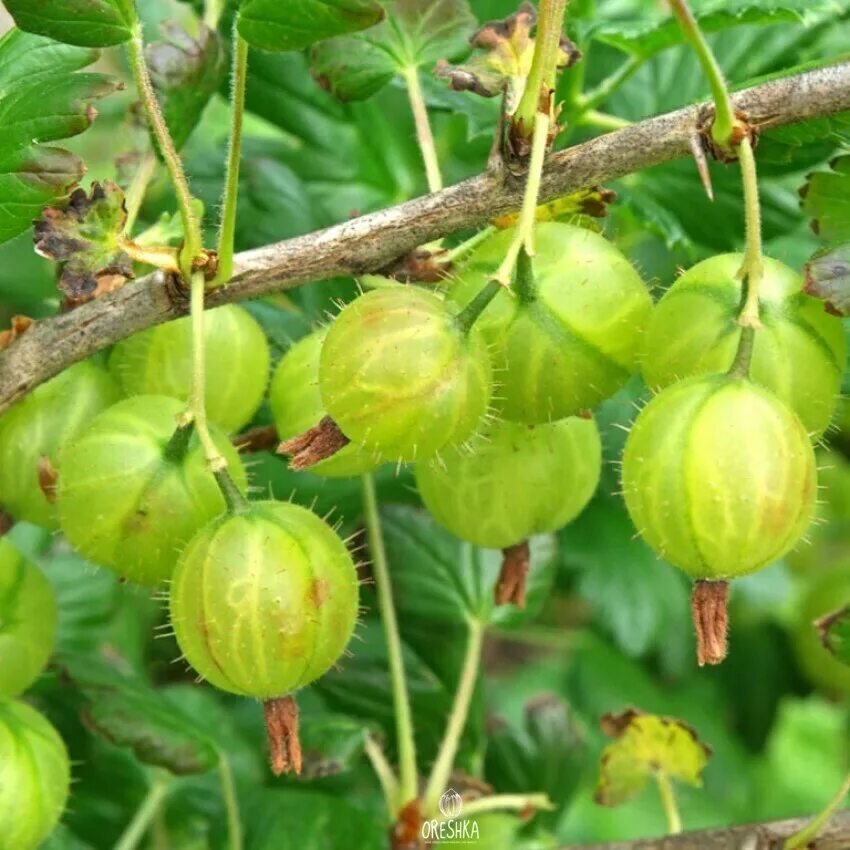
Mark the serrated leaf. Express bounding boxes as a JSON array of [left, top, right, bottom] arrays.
[[146, 22, 226, 151], [311, 0, 477, 101], [594, 708, 712, 808], [816, 605, 850, 666], [237, 0, 385, 53], [0, 29, 119, 245], [379, 505, 556, 629], [801, 154, 850, 243], [34, 181, 133, 298], [59, 653, 220, 775], [4, 0, 137, 47], [590, 1, 843, 59], [803, 244, 850, 315]]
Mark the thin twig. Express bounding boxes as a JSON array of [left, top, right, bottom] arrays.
[[2, 62, 850, 413]]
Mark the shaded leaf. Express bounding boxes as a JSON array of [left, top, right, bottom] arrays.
[[238, 0, 385, 53], [298, 715, 368, 779], [0, 29, 119, 244], [485, 694, 586, 826], [60, 653, 220, 775], [4, 0, 137, 47], [803, 244, 850, 316], [816, 605, 850, 666], [801, 154, 850, 243], [34, 181, 133, 299], [244, 789, 386, 850], [147, 22, 226, 151], [589, 2, 843, 59], [380, 505, 556, 629], [595, 708, 712, 808], [311, 0, 477, 101]]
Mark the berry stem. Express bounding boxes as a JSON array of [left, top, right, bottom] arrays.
[[656, 773, 683, 835], [736, 135, 765, 328], [455, 280, 501, 335], [217, 754, 243, 850], [214, 469, 247, 514], [361, 473, 419, 809], [204, 0, 226, 29], [114, 774, 171, 850], [728, 325, 756, 379], [126, 25, 203, 279], [492, 109, 551, 287], [783, 770, 850, 850], [443, 226, 498, 265], [121, 240, 180, 273], [364, 733, 401, 817], [401, 65, 443, 195], [187, 270, 227, 472], [163, 421, 195, 463], [668, 0, 737, 151], [447, 793, 554, 821], [213, 22, 249, 286], [422, 618, 486, 815], [512, 0, 568, 142], [123, 151, 157, 235]]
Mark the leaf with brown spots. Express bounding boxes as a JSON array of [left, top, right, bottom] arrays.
[[0, 29, 120, 244], [34, 181, 134, 299], [595, 708, 712, 808], [804, 243, 850, 316]]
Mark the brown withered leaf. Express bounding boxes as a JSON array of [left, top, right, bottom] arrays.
[[804, 243, 850, 316], [0, 315, 34, 350], [436, 2, 580, 115], [34, 180, 134, 299]]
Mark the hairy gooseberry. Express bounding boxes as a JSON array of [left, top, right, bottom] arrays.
[[446, 222, 652, 423], [319, 287, 493, 461], [642, 254, 845, 437], [622, 375, 816, 664], [109, 304, 271, 433], [0, 359, 121, 529], [269, 329, 381, 477], [57, 396, 247, 585], [170, 500, 358, 697], [416, 416, 601, 549], [0, 540, 57, 698], [0, 699, 70, 850]]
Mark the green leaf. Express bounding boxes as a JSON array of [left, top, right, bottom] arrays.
[[237, 0, 385, 53], [33, 181, 133, 299], [4, 0, 137, 47], [803, 244, 850, 316], [816, 605, 850, 666], [594, 708, 712, 808], [59, 653, 220, 775], [298, 715, 369, 779], [589, 1, 843, 59], [801, 154, 850, 243], [0, 29, 119, 245], [380, 504, 556, 629], [311, 0, 477, 101], [146, 22, 226, 151], [485, 695, 586, 826], [244, 789, 386, 850]]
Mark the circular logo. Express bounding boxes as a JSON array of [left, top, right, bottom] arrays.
[[438, 788, 463, 819]]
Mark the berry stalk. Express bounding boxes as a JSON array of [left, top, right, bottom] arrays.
[[214, 22, 249, 286], [656, 773, 683, 835], [422, 617, 485, 815], [783, 771, 850, 850], [361, 473, 418, 809], [187, 271, 228, 472], [736, 135, 765, 329], [217, 755, 243, 850], [114, 774, 171, 850], [402, 66, 444, 195], [668, 0, 738, 152], [126, 25, 203, 279]]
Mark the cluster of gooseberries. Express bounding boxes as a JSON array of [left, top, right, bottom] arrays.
[[1, 209, 843, 840]]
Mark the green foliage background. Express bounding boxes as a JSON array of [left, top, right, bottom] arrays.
[[3, 0, 850, 847]]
